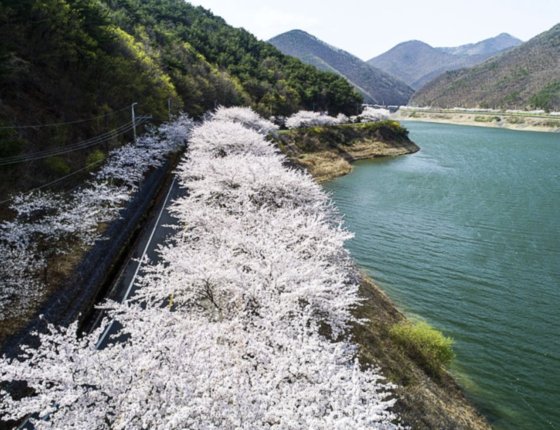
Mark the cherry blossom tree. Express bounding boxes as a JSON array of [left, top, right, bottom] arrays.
[[1, 109, 403, 429], [0, 115, 194, 322], [211, 105, 278, 134], [1, 305, 398, 429], [357, 107, 390, 122], [285, 110, 349, 129]]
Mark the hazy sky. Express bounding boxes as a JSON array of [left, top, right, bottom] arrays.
[[187, 0, 559, 60]]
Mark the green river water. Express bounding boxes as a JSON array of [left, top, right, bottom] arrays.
[[323, 121, 560, 430]]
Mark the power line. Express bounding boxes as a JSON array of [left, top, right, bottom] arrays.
[[0, 105, 133, 130], [0, 158, 106, 206], [0, 122, 132, 165], [0, 114, 152, 205], [0, 116, 150, 166]]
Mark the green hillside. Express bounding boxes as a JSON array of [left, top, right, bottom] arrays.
[[411, 24, 560, 111], [269, 30, 414, 106], [0, 0, 361, 200]]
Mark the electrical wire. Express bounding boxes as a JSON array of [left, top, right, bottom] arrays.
[[0, 116, 150, 166], [0, 105, 133, 130], [0, 115, 152, 205], [0, 123, 132, 165], [0, 158, 106, 206]]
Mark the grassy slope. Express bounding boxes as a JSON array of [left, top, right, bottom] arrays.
[[354, 277, 490, 429]]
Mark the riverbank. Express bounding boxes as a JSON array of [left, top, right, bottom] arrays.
[[354, 275, 490, 429], [324, 122, 560, 429], [0, 156, 179, 357], [394, 108, 560, 133], [273, 121, 419, 182], [277, 123, 491, 429]]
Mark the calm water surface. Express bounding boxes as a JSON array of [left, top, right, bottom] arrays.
[[323, 122, 560, 430]]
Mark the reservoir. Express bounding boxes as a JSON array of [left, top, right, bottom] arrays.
[[323, 122, 560, 430]]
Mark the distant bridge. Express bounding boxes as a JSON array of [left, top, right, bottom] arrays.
[[362, 103, 400, 113]]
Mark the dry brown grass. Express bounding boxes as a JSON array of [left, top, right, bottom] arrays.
[[275, 123, 419, 182]]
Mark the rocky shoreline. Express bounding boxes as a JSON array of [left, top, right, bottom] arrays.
[[273, 121, 420, 182], [277, 122, 491, 429]]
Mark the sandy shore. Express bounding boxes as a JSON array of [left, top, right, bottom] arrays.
[[394, 110, 560, 133]]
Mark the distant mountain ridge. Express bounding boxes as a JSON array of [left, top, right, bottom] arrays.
[[439, 33, 522, 57], [368, 33, 522, 89], [411, 24, 560, 111], [269, 30, 414, 106]]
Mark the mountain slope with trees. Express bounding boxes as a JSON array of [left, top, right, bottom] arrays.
[[269, 29, 414, 106], [411, 24, 560, 110], [0, 0, 361, 201], [368, 34, 521, 90], [439, 33, 522, 57]]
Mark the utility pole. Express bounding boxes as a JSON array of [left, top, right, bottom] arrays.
[[131, 102, 138, 143]]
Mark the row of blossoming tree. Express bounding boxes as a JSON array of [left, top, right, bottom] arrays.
[[284, 107, 390, 129], [0, 116, 193, 324], [0, 107, 402, 429]]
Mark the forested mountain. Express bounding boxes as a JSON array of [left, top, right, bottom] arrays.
[[368, 34, 521, 90], [368, 41, 463, 90], [411, 24, 560, 110], [0, 0, 361, 200], [269, 30, 414, 106]]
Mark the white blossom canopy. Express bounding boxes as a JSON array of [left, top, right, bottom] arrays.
[[1, 107, 402, 429]]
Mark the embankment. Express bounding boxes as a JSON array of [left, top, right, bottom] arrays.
[[354, 276, 490, 429], [277, 122, 490, 429], [0, 156, 178, 357], [273, 121, 419, 182], [394, 109, 560, 133]]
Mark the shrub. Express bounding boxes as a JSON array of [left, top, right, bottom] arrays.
[[506, 116, 525, 124], [390, 321, 454, 374], [86, 149, 106, 170], [542, 120, 560, 128], [44, 156, 71, 175], [473, 115, 501, 123]]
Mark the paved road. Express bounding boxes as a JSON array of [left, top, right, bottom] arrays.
[[17, 175, 185, 429], [93, 175, 184, 349]]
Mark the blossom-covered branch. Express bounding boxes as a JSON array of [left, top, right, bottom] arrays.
[[1, 107, 402, 429], [0, 115, 193, 321]]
